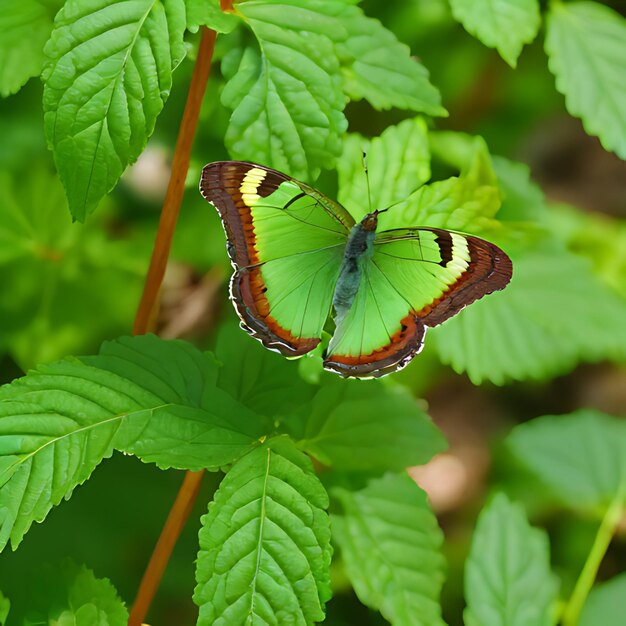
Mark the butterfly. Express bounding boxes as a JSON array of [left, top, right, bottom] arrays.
[[200, 161, 512, 378]]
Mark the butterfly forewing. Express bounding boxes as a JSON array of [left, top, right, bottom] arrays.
[[200, 161, 351, 356]]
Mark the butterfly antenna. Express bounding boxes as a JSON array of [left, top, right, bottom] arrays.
[[379, 182, 425, 213], [363, 151, 373, 213]]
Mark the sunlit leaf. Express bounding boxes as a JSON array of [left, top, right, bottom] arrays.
[[221, 0, 347, 181], [545, 2, 626, 159], [507, 409, 626, 511], [194, 438, 332, 625], [336, 5, 445, 114], [337, 118, 431, 221], [0, 335, 262, 550], [435, 244, 626, 384], [300, 379, 446, 471], [0, 0, 57, 97], [450, 0, 540, 67], [42, 0, 186, 220], [580, 573, 626, 626], [332, 473, 446, 626], [187, 0, 239, 33], [464, 493, 556, 626]]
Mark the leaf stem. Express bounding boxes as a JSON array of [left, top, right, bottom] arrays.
[[561, 493, 624, 626], [128, 469, 205, 625], [132, 27, 217, 335], [128, 27, 217, 626]]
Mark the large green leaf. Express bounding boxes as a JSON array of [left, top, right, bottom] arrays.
[[332, 473, 446, 626], [450, 0, 540, 67], [300, 379, 446, 471], [220, 0, 347, 181], [0, 0, 58, 97], [545, 2, 626, 160], [335, 5, 444, 114], [337, 118, 431, 221], [435, 244, 626, 384], [42, 0, 186, 220], [580, 573, 626, 626], [194, 438, 332, 625], [215, 322, 315, 422], [0, 335, 262, 550], [0, 166, 146, 368], [464, 493, 556, 626], [507, 409, 626, 511]]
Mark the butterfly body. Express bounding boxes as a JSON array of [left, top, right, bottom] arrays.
[[201, 161, 512, 378]]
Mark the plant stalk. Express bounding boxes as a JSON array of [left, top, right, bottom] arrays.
[[561, 493, 624, 626], [129, 27, 217, 626]]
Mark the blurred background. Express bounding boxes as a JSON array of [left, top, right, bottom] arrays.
[[0, 0, 625, 623]]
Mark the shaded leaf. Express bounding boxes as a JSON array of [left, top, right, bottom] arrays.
[[43, 0, 187, 220], [580, 573, 626, 626], [450, 0, 540, 67], [300, 379, 446, 471], [0, 591, 8, 626], [215, 322, 315, 421], [545, 2, 626, 159], [0, 335, 262, 550], [507, 409, 626, 511], [464, 493, 556, 626], [336, 5, 444, 114], [435, 244, 626, 384], [337, 118, 431, 222], [221, 0, 347, 181], [0, 166, 146, 368], [0, 0, 57, 97], [194, 438, 332, 625], [332, 473, 446, 626]]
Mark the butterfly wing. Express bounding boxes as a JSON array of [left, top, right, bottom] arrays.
[[324, 228, 512, 377], [201, 161, 354, 356]]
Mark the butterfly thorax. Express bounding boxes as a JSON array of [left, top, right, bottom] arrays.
[[332, 212, 379, 319]]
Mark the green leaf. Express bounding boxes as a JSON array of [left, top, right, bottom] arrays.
[[464, 493, 556, 626], [507, 409, 626, 511], [492, 155, 546, 223], [0, 0, 57, 97], [331, 473, 446, 626], [449, 0, 540, 67], [337, 118, 431, 222], [194, 437, 332, 625], [580, 573, 626, 626], [215, 322, 315, 421], [42, 0, 187, 220], [545, 2, 626, 159], [0, 166, 146, 368], [29, 560, 127, 625], [0, 591, 9, 626], [186, 0, 239, 33], [335, 5, 445, 114], [435, 244, 626, 384], [300, 379, 446, 471], [220, 0, 347, 181], [0, 335, 262, 550]]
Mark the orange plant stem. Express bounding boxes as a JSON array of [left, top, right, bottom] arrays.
[[133, 27, 217, 335], [128, 470, 206, 625], [128, 27, 217, 626]]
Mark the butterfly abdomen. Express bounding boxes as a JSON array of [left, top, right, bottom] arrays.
[[333, 215, 377, 318]]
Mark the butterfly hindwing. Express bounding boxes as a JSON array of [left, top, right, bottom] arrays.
[[324, 228, 512, 377], [201, 161, 353, 356]]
